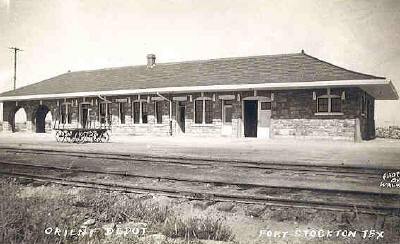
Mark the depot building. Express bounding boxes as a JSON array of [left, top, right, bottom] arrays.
[[0, 51, 398, 141]]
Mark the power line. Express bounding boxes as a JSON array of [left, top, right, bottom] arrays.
[[8, 47, 23, 90]]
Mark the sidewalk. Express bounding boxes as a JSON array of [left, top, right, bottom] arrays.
[[0, 132, 399, 169]]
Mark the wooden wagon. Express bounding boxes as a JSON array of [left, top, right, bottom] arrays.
[[54, 122, 110, 143]]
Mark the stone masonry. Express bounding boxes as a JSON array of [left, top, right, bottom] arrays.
[[2, 88, 372, 141]]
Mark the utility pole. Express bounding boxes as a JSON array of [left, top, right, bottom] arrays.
[[8, 47, 23, 90]]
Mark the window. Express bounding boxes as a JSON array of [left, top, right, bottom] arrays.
[[133, 102, 140, 124], [260, 102, 271, 110], [67, 105, 71, 124], [61, 103, 71, 124], [119, 103, 126, 124], [331, 98, 341, 113], [194, 99, 213, 124], [142, 102, 148, 124], [223, 100, 233, 124], [195, 100, 203, 124], [132, 101, 148, 124], [61, 104, 66, 124], [205, 100, 213, 124], [80, 104, 90, 128], [317, 98, 329, 112], [316, 88, 342, 114], [195, 97, 214, 124], [155, 101, 163, 124], [99, 103, 110, 124]]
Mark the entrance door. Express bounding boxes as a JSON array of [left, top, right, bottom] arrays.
[[258, 101, 272, 138], [244, 100, 258, 137], [80, 104, 89, 128], [222, 100, 233, 136], [35, 105, 49, 133], [177, 103, 185, 133]]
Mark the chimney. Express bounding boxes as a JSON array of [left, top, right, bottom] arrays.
[[147, 54, 156, 68]]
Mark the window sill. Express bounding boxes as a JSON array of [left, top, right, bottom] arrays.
[[191, 123, 215, 127], [132, 123, 149, 126], [57, 124, 72, 127], [154, 123, 167, 127], [314, 112, 344, 116]]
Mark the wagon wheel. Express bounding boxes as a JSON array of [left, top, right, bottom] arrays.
[[93, 132, 100, 143], [91, 131, 99, 143], [100, 131, 110, 143], [65, 131, 72, 143], [55, 131, 64, 142], [83, 131, 91, 144], [96, 132, 103, 143], [69, 131, 77, 143], [74, 132, 84, 144]]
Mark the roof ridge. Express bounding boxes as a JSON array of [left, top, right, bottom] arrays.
[[66, 52, 303, 74], [159, 52, 302, 66]]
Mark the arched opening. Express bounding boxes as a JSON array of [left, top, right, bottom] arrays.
[[45, 111, 53, 132], [35, 105, 50, 133], [14, 107, 27, 132], [8, 107, 27, 132]]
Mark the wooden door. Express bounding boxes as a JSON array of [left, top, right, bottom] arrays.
[[244, 100, 258, 137]]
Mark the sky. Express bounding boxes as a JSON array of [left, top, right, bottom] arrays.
[[0, 0, 399, 126]]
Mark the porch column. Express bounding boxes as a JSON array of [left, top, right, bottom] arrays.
[[354, 117, 362, 142]]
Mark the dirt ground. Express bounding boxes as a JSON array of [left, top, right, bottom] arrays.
[[0, 132, 400, 169], [1, 133, 400, 243], [1, 177, 399, 244]]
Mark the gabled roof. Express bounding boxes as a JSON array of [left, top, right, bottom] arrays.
[[0, 52, 397, 100]]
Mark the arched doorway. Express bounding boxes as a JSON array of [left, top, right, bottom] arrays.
[[8, 107, 27, 132], [14, 107, 27, 132], [35, 105, 50, 133], [45, 111, 53, 132]]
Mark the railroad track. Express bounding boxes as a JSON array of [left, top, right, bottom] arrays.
[[0, 160, 398, 216], [0, 147, 386, 178]]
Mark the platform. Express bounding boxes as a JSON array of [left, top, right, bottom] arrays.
[[0, 132, 399, 169]]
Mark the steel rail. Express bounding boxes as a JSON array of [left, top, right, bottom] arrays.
[[0, 160, 391, 196], [0, 161, 398, 216], [0, 170, 395, 216], [0, 147, 385, 177]]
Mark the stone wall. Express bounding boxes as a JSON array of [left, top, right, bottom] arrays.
[[109, 98, 171, 136], [376, 126, 400, 139], [1, 88, 371, 141], [270, 88, 364, 141], [184, 119, 223, 136], [180, 95, 222, 136], [272, 119, 356, 141], [271, 88, 361, 120], [112, 115, 171, 136], [2, 100, 58, 133]]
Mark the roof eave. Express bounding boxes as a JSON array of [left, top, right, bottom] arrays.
[[0, 79, 396, 101], [359, 79, 399, 100]]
